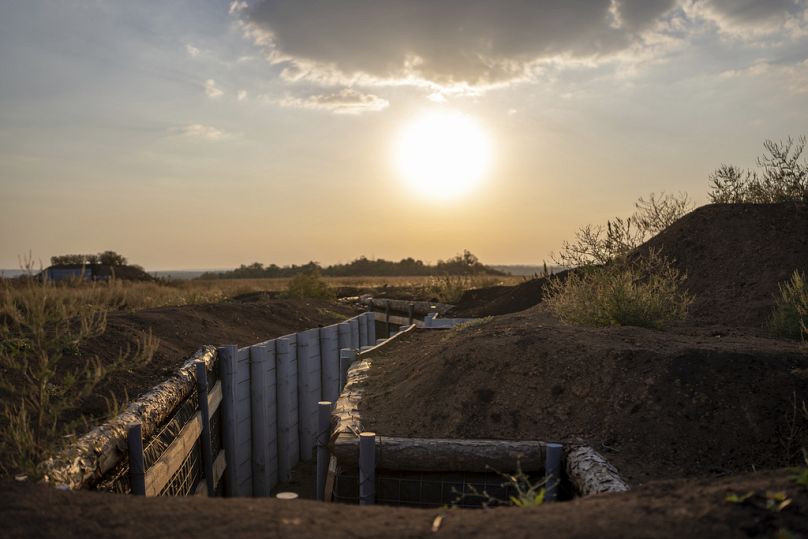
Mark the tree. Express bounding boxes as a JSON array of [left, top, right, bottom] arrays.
[[97, 251, 127, 266], [708, 136, 808, 203]]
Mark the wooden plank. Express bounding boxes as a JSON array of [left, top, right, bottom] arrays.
[[372, 312, 423, 328], [333, 436, 546, 472], [212, 449, 227, 487], [323, 455, 338, 502], [143, 381, 222, 496]]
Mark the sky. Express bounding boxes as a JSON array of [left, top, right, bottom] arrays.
[[1, 0, 807, 270]]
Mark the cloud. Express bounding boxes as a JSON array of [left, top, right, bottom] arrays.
[[278, 88, 390, 114], [229, 1, 248, 15], [170, 124, 231, 141], [237, 89, 248, 101], [238, 0, 807, 92], [186, 44, 200, 57], [721, 58, 808, 93], [204, 78, 224, 98], [682, 0, 807, 38]]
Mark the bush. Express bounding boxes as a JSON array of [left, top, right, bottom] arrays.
[[708, 136, 808, 204], [553, 192, 693, 268], [284, 270, 334, 300], [544, 250, 692, 329], [769, 270, 808, 339], [0, 259, 157, 477]]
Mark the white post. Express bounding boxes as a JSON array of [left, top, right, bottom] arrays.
[[217, 345, 240, 497], [338, 348, 356, 391], [316, 401, 332, 501], [320, 325, 340, 403], [349, 318, 360, 350], [276, 335, 299, 482], [249, 341, 277, 496], [297, 328, 322, 462], [337, 321, 351, 352], [367, 311, 376, 345], [359, 432, 376, 505]]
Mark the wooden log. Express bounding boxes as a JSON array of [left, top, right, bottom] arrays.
[[363, 298, 452, 316], [372, 312, 423, 328], [565, 446, 630, 496], [42, 346, 217, 490], [333, 436, 546, 472]]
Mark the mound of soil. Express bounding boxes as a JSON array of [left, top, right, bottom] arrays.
[[71, 298, 361, 420], [637, 202, 808, 327], [2, 468, 806, 538], [450, 277, 550, 318], [449, 202, 808, 327], [360, 308, 808, 485]]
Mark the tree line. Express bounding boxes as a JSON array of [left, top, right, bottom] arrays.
[[198, 250, 507, 279]]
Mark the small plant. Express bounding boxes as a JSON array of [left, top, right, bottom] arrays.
[[708, 136, 808, 204], [284, 270, 334, 300], [453, 462, 547, 508], [450, 316, 493, 333], [427, 275, 499, 304], [769, 270, 808, 340], [544, 250, 692, 329]]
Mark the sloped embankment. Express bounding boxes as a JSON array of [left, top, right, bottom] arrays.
[[450, 202, 808, 327], [359, 312, 808, 485]]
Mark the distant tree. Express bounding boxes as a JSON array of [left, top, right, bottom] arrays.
[[708, 136, 808, 203], [98, 251, 127, 266], [50, 254, 98, 266]]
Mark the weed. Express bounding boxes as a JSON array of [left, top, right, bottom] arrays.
[[452, 462, 547, 508], [428, 275, 499, 304], [451, 316, 493, 333], [0, 258, 157, 478], [769, 270, 808, 340], [283, 270, 335, 300], [544, 250, 693, 329]]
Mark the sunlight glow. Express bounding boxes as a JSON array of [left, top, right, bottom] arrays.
[[394, 110, 492, 200]]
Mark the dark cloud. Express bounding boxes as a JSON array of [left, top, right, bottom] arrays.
[[278, 88, 389, 114], [241, 0, 806, 89], [701, 0, 799, 24], [245, 0, 678, 86]]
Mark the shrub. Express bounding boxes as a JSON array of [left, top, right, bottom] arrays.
[[553, 192, 693, 268], [769, 270, 808, 339], [708, 136, 808, 204], [544, 250, 693, 329], [284, 270, 334, 300], [0, 259, 157, 477], [428, 274, 499, 304]]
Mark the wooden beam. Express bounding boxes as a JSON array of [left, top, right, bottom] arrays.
[[193, 450, 227, 497], [372, 312, 423, 328], [333, 436, 546, 472], [143, 381, 222, 496]]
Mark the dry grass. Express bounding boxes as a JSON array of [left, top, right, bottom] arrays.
[[769, 270, 808, 340], [544, 250, 693, 329]]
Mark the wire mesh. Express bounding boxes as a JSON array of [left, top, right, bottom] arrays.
[[333, 467, 533, 508], [94, 361, 221, 495]]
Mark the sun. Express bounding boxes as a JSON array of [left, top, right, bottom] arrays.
[[393, 110, 492, 200]]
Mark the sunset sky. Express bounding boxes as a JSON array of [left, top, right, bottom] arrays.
[[2, 1, 808, 270]]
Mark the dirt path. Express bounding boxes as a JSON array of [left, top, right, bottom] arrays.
[[2, 469, 806, 538]]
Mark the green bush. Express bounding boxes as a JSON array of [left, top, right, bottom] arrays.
[[708, 136, 808, 204], [284, 270, 334, 300], [769, 270, 808, 339], [544, 250, 692, 329]]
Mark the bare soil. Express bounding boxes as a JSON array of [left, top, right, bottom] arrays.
[[73, 298, 361, 420], [360, 310, 808, 485], [451, 202, 808, 327], [2, 469, 807, 538]]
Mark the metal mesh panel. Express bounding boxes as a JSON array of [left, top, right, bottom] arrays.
[[333, 467, 532, 508], [94, 360, 222, 495]]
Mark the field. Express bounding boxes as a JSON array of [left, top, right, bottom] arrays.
[[2, 204, 807, 538]]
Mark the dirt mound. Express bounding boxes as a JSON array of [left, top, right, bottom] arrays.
[[3, 468, 806, 538], [69, 298, 361, 421], [450, 277, 551, 317], [450, 203, 808, 326], [360, 310, 808, 485], [637, 202, 808, 327]]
